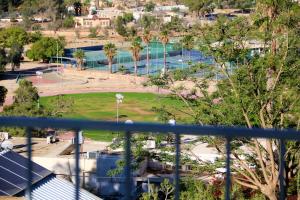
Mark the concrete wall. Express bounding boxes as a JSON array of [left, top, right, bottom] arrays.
[[32, 156, 97, 175]]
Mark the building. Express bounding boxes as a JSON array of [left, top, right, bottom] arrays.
[[96, 8, 124, 19], [75, 16, 111, 28], [0, 150, 100, 200]]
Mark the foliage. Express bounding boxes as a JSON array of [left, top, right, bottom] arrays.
[[0, 48, 7, 72], [1, 80, 73, 136], [122, 12, 134, 23], [88, 27, 98, 38], [182, 0, 215, 16], [28, 31, 42, 43], [115, 16, 128, 37], [130, 37, 143, 75], [8, 44, 23, 71], [104, 42, 117, 73], [0, 86, 7, 106], [73, 49, 85, 70], [63, 15, 75, 28], [0, 27, 29, 48], [26, 36, 65, 62], [149, 1, 300, 199], [145, 1, 155, 12], [139, 14, 156, 30]]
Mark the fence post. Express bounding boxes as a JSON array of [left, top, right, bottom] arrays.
[[125, 131, 132, 200], [26, 128, 32, 200], [225, 137, 231, 200]]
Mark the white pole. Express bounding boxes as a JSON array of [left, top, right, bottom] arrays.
[[56, 40, 59, 73], [116, 101, 119, 123]]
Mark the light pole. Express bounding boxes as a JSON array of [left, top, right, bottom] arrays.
[[116, 94, 124, 123]]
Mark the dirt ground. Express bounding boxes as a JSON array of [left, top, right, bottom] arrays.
[[1, 62, 169, 108]]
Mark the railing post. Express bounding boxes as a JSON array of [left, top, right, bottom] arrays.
[[279, 139, 286, 200], [225, 137, 231, 200], [174, 132, 180, 200], [125, 131, 132, 200], [26, 128, 32, 200], [75, 130, 80, 200]]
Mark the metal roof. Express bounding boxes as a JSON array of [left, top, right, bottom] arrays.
[[0, 151, 52, 196], [29, 177, 101, 200]]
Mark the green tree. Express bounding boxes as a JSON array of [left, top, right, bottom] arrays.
[[142, 30, 152, 75], [26, 36, 65, 62], [8, 44, 23, 71], [104, 43, 117, 74], [183, 0, 214, 17], [115, 16, 128, 37], [159, 30, 169, 75], [0, 27, 29, 48], [145, 1, 155, 12], [140, 14, 156, 30], [181, 35, 194, 62], [123, 12, 134, 23], [63, 15, 75, 28], [130, 37, 143, 76], [149, 1, 300, 199], [73, 49, 85, 70], [0, 48, 7, 72], [0, 86, 7, 106]]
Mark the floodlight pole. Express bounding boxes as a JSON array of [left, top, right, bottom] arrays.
[[116, 100, 119, 123], [116, 94, 124, 123]]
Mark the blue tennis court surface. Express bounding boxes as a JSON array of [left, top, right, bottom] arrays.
[[64, 41, 215, 76]]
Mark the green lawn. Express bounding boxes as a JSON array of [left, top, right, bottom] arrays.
[[41, 92, 189, 141]]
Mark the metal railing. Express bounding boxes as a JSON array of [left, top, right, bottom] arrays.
[[0, 116, 299, 200]]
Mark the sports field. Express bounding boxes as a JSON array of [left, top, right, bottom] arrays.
[[41, 92, 190, 141]]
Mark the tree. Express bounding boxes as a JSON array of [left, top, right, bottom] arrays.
[[149, 1, 300, 199], [183, 0, 214, 17], [140, 14, 156, 30], [0, 86, 7, 106], [130, 37, 143, 76], [104, 43, 117, 74], [73, 49, 85, 70], [8, 44, 23, 71], [145, 1, 155, 12], [13, 79, 39, 105], [115, 16, 128, 37], [0, 27, 29, 48], [0, 48, 7, 72], [63, 15, 75, 28], [142, 30, 152, 75], [26, 36, 65, 62], [159, 30, 169, 75], [181, 35, 194, 62]]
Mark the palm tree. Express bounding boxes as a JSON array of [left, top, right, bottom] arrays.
[[159, 30, 169, 74], [73, 49, 85, 70], [130, 37, 143, 76], [181, 35, 194, 62], [104, 43, 117, 73], [142, 30, 152, 75]]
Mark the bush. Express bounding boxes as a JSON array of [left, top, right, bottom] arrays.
[[88, 27, 98, 38], [63, 16, 75, 28]]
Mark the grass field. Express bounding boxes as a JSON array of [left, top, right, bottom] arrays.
[[41, 93, 189, 141]]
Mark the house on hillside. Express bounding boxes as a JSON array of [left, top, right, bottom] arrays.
[[75, 16, 111, 28]]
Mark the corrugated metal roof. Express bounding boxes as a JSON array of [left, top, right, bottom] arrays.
[[28, 177, 101, 200]]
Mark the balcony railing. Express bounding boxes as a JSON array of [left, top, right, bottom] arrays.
[[0, 116, 299, 200]]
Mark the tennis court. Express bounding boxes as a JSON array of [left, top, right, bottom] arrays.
[[63, 41, 215, 76]]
